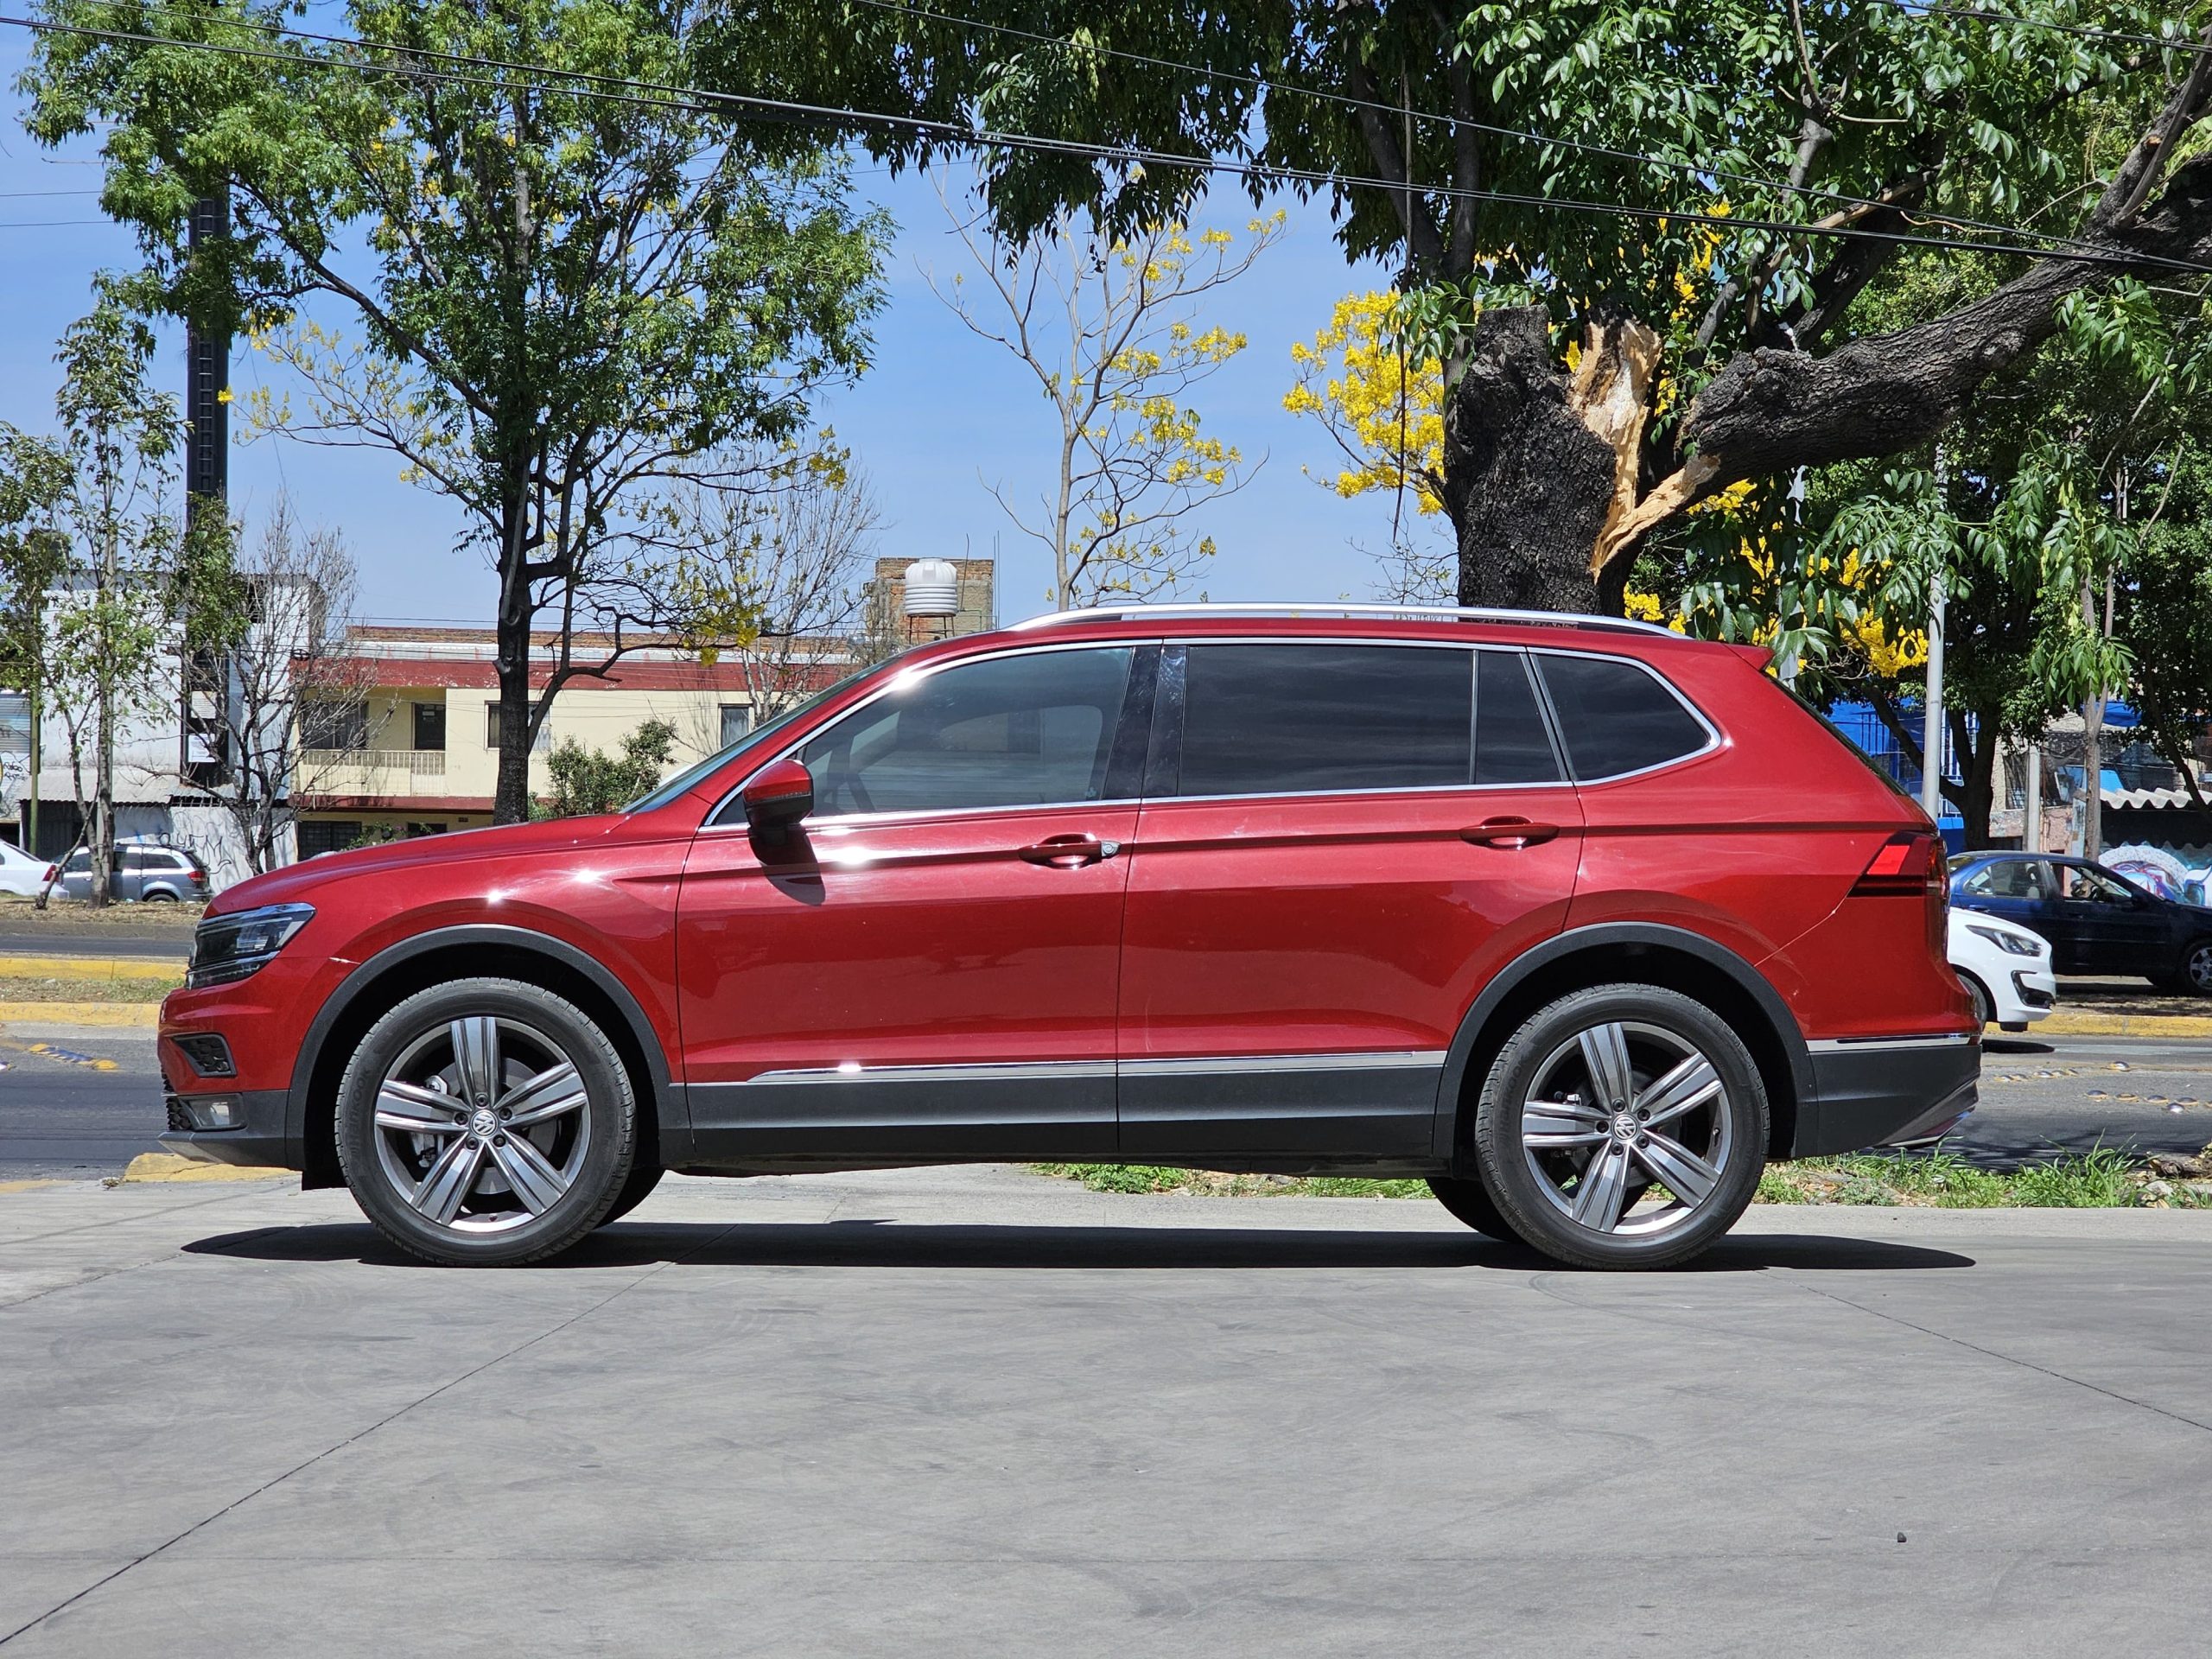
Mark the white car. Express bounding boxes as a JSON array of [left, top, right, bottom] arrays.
[[0, 839, 59, 899], [1948, 908, 2057, 1031]]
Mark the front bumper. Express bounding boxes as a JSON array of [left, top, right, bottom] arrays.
[[2007, 969, 2057, 1019], [159, 1088, 295, 1169], [1790, 1036, 1980, 1157]]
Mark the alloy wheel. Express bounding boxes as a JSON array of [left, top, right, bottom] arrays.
[[2190, 944, 2212, 994], [1518, 1020, 1733, 1238], [370, 1015, 594, 1233]]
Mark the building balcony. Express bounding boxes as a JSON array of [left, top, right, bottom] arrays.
[[299, 747, 448, 797]]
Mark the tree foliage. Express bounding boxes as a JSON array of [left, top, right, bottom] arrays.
[[23, 0, 888, 821], [538, 716, 678, 817]]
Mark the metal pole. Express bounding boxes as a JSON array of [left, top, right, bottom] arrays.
[[1920, 565, 1946, 826], [2023, 737, 2042, 853]]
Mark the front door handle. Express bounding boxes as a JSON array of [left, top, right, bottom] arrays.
[[1018, 833, 1122, 868], [1462, 817, 1560, 849]]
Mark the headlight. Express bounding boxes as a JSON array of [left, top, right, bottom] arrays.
[[189, 904, 315, 988], [1967, 923, 2039, 958]]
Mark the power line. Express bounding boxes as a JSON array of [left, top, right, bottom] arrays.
[[0, 217, 118, 227], [3, 9, 2209, 277], [0, 188, 101, 198], [1866, 0, 2212, 60], [65, 0, 2181, 268]]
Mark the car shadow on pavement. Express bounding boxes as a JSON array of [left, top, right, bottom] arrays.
[[182, 1221, 1974, 1274]]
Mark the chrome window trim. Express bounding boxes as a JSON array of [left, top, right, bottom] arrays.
[[700, 632, 1717, 831]]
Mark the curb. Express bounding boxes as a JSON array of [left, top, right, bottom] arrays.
[[2030, 1012, 2212, 1039], [111, 1153, 289, 1185], [0, 952, 183, 982], [0, 1001, 160, 1027]]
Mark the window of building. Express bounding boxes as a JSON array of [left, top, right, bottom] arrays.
[[1533, 654, 1711, 782], [1175, 644, 1471, 798], [300, 697, 369, 752], [484, 702, 551, 752], [296, 820, 363, 859], [720, 703, 753, 748], [412, 701, 447, 753], [796, 646, 1134, 817]]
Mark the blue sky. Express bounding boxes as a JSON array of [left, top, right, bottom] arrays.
[[0, 23, 1425, 626]]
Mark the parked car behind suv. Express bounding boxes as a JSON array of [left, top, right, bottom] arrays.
[[1949, 851, 2212, 994], [0, 839, 58, 899], [159, 605, 1975, 1270], [58, 843, 208, 903]]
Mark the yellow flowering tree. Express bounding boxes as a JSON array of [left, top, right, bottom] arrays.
[[934, 192, 1286, 609]]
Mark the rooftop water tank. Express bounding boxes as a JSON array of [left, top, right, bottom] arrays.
[[902, 558, 962, 617]]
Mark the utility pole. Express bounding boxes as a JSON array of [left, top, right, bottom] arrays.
[[2023, 739, 2042, 853], [183, 185, 232, 807], [1920, 451, 1948, 830], [1920, 566, 1946, 825]]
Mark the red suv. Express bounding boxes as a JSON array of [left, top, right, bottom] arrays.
[[160, 605, 1976, 1269]]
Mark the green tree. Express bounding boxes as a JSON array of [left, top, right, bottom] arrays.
[[24, 0, 887, 822], [537, 717, 678, 817], [0, 297, 202, 904], [733, 2, 2212, 613]]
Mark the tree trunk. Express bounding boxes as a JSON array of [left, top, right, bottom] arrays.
[[1443, 308, 1632, 615], [493, 537, 535, 823], [1955, 704, 1997, 849]]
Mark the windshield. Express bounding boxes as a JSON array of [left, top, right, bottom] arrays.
[[622, 662, 885, 814]]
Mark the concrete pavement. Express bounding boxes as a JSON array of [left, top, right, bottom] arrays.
[[4, 1166, 2212, 1656]]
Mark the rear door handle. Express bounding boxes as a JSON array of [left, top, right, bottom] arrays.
[[1018, 833, 1122, 868], [1461, 817, 1560, 849]]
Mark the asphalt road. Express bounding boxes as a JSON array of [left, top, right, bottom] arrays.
[[3, 1167, 2209, 1656], [4, 1022, 2209, 1182]]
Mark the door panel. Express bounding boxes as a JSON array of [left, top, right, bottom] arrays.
[[1116, 789, 1581, 1159], [677, 807, 1137, 1159], [674, 641, 1151, 1163]]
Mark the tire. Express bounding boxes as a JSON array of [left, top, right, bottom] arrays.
[[1427, 1174, 1521, 1242], [334, 976, 636, 1267], [595, 1160, 665, 1228], [1961, 973, 1993, 1029], [1471, 984, 1768, 1271], [143, 890, 179, 903], [2180, 939, 2212, 998]]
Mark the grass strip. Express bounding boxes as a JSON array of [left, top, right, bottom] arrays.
[[0, 974, 178, 1005], [1036, 1144, 2212, 1209]]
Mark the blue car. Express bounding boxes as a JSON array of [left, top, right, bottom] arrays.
[[1948, 852, 2212, 995]]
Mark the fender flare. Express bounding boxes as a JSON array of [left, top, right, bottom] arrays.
[[286, 924, 681, 1168], [1431, 922, 1814, 1157]]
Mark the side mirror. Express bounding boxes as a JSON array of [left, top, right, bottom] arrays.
[[740, 757, 815, 833]]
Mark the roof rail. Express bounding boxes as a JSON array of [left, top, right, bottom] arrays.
[[1007, 601, 1681, 639]]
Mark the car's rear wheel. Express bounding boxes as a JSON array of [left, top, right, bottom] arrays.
[[335, 977, 635, 1267], [1471, 984, 1768, 1271], [1426, 1173, 1518, 1242]]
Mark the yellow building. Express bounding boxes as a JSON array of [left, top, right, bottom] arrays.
[[292, 625, 853, 852]]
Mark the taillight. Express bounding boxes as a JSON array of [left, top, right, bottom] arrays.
[[41, 865, 55, 882], [1852, 832, 1942, 897]]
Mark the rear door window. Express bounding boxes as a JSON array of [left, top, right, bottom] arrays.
[[1474, 650, 1563, 785], [1174, 644, 1471, 798], [1534, 653, 1712, 782], [1964, 860, 2053, 899]]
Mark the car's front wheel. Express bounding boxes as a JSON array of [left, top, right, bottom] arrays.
[[334, 977, 636, 1267], [1471, 984, 1768, 1271]]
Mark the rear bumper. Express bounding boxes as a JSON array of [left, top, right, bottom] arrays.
[[1791, 1036, 1980, 1157]]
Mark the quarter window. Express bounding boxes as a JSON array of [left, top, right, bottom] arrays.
[[1176, 644, 1471, 798], [1534, 654, 1710, 781], [797, 647, 1135, 817]]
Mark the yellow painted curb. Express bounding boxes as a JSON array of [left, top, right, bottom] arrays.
[[0, 952, 183, 982], [0, 1179, 62, 1194], [2031, 1012, 2212, 1039], [0, 1001, 159, 1027], [113, 1153, 288, 1185]]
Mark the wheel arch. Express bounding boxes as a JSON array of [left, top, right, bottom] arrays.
[[287, 925, 679, 1189], [1433, 923, 1812, 1165]]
